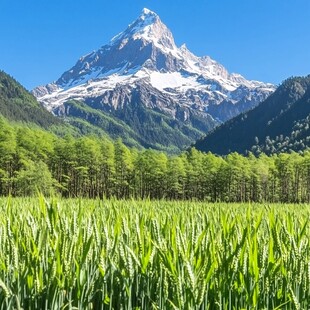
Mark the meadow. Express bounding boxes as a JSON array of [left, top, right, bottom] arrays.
[[0, 197, 309, 309]]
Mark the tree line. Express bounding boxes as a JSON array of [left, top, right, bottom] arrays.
[[1, 117, 310, 202]]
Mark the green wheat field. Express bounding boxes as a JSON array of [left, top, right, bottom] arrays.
[[0, 197, 309, 309]]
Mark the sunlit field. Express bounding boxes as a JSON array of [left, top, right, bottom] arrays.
[[0, 197, 309, 309]]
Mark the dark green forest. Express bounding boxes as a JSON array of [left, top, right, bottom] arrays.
[[195, 75, 310, 155], [1, 117, 310, 202], [0, 71, 63, 128]]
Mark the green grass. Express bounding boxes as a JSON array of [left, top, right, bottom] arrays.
[[0, 198, 310, 309]]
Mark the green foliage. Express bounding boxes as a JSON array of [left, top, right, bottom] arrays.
[[15, 161, 55, 196], [0, 199, 310, 309], [0, 118, 310, 201]]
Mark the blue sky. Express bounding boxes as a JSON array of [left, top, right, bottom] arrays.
[[0, 0, 309, 90]]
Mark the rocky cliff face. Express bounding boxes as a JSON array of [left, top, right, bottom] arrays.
[[33, 8, 274, 151]]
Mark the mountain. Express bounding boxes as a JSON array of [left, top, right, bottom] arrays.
[[33, 8, 274, 151], [0, 71, 62, 128], [194, 75, 310, 155]]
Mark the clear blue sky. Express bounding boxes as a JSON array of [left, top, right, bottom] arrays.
[[0, 0, 309, 90]]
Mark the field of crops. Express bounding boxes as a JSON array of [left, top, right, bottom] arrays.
[[0, 198, 309, 309]]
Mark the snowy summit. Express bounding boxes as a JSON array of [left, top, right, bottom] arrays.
[[109, 8, 177, 55]]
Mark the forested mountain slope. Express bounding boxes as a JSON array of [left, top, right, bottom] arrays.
[[194, 75, 310, 155], [0, 71, 62, 128]]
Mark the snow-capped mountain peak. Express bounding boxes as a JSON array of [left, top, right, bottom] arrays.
[[33, 8, 275, 144], [141, 8, 156, 16], [110, 7, 176, 52]]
